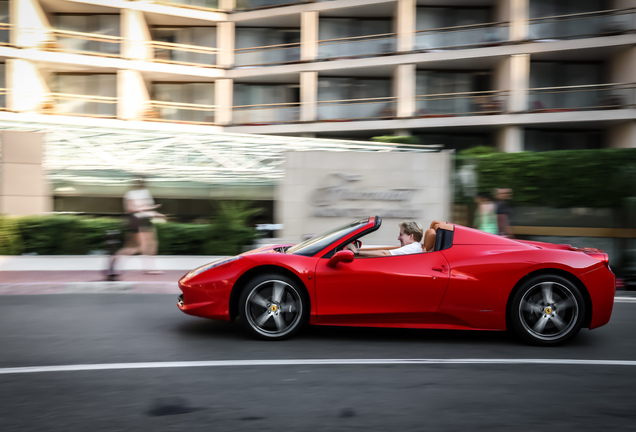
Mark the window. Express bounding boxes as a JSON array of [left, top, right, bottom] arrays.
[[55, 14, 121, 55], [525, 129, 603, 151], [318, 77, 392, 120], [152, 82, 215, 122], [151, 27, 217, 65], [55, 74, 117, 117]]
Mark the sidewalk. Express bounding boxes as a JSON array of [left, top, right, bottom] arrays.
[[0, 255, 224, 295]]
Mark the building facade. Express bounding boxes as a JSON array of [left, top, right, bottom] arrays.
[[0, 0, 634, 152]]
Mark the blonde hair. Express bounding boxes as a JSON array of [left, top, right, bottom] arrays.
[[400, 221, 424, 242]]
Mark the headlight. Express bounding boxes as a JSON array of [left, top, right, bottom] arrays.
[[187, 256, 243, 278]]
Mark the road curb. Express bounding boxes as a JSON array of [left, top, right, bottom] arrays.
[[0, 282, 181, 295]]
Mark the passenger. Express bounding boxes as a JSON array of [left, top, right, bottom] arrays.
[[346, 221, 423, 257]]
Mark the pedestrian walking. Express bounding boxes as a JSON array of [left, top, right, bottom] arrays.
[[495, 188, 514, 238], [106, 178, 164, 280], [474, 191, 498, 235]]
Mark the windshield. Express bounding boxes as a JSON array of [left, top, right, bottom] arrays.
[[287, 218, 370, 257]]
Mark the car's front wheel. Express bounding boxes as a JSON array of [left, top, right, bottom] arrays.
[[510, 274, 586, 346], [239, 274, 308, 340]]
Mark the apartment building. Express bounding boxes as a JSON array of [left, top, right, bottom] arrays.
[[0, 0, 634, 150], [0, 0, 635, 216]]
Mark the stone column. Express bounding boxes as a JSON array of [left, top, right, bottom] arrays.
[[0, 131, 52, 215], [496, 53, 529, 113], [395, 64, 415, 118], [395, 0, 416, 52], [609, 122, 636, 149], [12, 0, 52, 48], [300, 71, 317, 122], [219, 0, 236, 11], [215, 78, 233, 125], [608, 46, 636, 149], [505, 0, 528, 42], [301, 11, 318, 61], [6, 59, 51, 113], [497, 126, 524, 153], [118, 70, 150, 120], [218, 22, 235, 68], [121, 9, 152, 61]]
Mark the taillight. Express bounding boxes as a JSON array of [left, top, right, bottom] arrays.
[[572, 247, 610, 269], [588, 252, 610, 268]]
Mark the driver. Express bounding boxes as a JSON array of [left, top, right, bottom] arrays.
[[346, 221, 423, 257]]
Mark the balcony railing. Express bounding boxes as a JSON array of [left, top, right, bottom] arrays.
[[528, 83, 635, 112], [232, 101, 300, 125], [0, 22, 11, 46], [44, 29, 123, 57], [152, 0, 220, 11], [0, 87, 7, 110], [414, 22, 509, 51], [145, 100, 217, 124], [235, 0, 314, 11], [528, 8, 636, 41], [318, 33, 397, 60], [235, 41, 301, 67], [148, 41, 219, 67], [45, 93, 118, 118], [415, 90, 508, 117], [317, 96, 397, 121]]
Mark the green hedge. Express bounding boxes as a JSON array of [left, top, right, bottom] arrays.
[[1, 210, 259, 256], [461, 148, 636, 208]]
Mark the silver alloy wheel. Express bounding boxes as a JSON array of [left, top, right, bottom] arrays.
[[518, 281, 580, 342], [244, 279, 303, 338]]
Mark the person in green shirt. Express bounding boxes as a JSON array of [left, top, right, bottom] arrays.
[[474, 192, 498, 235]]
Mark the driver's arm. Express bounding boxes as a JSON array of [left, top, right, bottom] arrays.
[[357, 249, 392, 257], [345, 243, 393, 257]]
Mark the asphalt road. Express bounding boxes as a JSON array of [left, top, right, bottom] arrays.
[[1, 294, 636, 431]]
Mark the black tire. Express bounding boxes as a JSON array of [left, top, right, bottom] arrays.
[[238, 273, 308, 340], [509, 274, 586, 346]]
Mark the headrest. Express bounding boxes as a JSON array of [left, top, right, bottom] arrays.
[[430, 220, 454, 231]]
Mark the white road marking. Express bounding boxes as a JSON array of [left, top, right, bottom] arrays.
[[615, 297, 636, 303], [2, 358, 636, 375]]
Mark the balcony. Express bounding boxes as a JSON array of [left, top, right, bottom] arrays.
[[148, 40, 219, 67], [235, 0, 313, 11], [317, 96, 397, 121], [318, 33, 397, 60], [43, 29, 122, 58], [152, 0, 220, 11], [232, 101, 300, 125], [44, 93, 118, 118], [0, 22, 9, 46], [235, 41, 301, 67], [528, 8, 636, 41], [145, 100, 216, 124], [0, 87, 7, 110], [528, 83, 635, 112], [414, 22, 509, 51], [415, 90, 508, 117]]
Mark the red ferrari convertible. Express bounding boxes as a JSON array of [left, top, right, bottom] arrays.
[[178, 216, 615, 346]]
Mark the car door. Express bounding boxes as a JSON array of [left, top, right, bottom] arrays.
[[313, 251, 450, 324]]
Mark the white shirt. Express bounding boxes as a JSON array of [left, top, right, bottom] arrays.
[[124, 188, 155, 217], [389, 242, 423, 256]]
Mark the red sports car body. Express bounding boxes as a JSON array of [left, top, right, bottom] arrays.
[[178, 216, 615, 345]]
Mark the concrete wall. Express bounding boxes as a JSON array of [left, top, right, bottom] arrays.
[[277, 150, 452, 245], [0, 131, 52, 215]]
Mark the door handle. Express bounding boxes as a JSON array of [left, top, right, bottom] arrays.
[[432, 265, 446, 272]]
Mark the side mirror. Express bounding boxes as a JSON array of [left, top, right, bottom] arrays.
[[327, 249, 355, 268]]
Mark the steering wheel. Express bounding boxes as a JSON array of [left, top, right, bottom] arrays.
[[344, 239, 362, 252]]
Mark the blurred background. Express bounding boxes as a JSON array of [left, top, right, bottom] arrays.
[[0, 0, 635, 279]]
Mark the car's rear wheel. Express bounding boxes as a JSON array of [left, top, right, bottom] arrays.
[[239, 274, 308, 340], [510, 274, 586, 346]]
